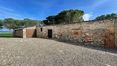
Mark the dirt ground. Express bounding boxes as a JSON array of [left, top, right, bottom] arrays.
[[0, 38, 117, 66]]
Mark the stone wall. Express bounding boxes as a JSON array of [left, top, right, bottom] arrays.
[[37, 19, 116, 48], [26, 29, 37, 38], [14, 26, 37, 38], [115, 19, 117, 47], [24, 26, 37, 38], [13, 29, 23, 38]]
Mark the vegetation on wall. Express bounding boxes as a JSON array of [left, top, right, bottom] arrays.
[[43, 9, 84, 25]]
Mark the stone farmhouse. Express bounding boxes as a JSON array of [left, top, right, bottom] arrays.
[[13, 26, 37, 38], [14, 19, 117, 48]]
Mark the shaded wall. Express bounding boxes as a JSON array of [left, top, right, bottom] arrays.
[[26, 29, 37, 38], [13, 29, 23, 38], [37, 19, 116, 48], [25, 26, 37, 38]]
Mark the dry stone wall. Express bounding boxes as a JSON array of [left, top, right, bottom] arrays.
[[37, 19, 117, 48], [115, 19, 117, 47], [13, 29, 23, 38]]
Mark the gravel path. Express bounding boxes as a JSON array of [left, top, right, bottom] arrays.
[[0, 38, 117, 66]]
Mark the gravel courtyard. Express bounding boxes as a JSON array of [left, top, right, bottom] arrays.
[[0, 38, 117, 66]]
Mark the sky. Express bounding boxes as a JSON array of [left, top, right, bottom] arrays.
[[0, 0, 117, 21]]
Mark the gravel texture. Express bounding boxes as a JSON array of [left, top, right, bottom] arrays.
[[0, 38, 117, 66]]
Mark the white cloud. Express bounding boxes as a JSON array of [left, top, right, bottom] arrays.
[[83, 14, 92, 21], [0, 6, 22, 18]]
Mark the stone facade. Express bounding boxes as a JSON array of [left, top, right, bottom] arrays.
[[115, 19, 117, 47], [14, 26, 37, 38], [37, 19, 117, 48], [13, 29, 23, 38]]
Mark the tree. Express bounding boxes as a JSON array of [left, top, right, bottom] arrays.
[[46, 16, 56, 24], [95, 13, 117, 20], [3, 18, 40, 30], [0, 20, 3, 29], [22, 18, 38, 27], [43, 20, 49, 25], [3, 18, 17, 29], [3, 18, 23, 29], [43, 9, 84, 25], [56, 10, 84, 23]]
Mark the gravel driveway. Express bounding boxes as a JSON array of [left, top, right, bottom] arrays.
[[0, 38, 117, 66]]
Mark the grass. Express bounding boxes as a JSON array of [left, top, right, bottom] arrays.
[[0, 32, 13, 38]]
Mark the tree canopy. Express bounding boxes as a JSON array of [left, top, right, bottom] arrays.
[[95, 13, 117, 20], [1, 11, 116, 30], [0, 18, 41, 30], [43, 9, 84, 25], [0, 20, 3, 29]]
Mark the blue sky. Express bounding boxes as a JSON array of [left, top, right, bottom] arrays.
[[0, 0, 117, 21]]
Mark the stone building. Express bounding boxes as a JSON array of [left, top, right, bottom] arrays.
[[13, 26, 37, 38], [37, 19, 117, 48]]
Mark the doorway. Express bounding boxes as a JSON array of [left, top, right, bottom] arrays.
[[48, 29, 52, 38]]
